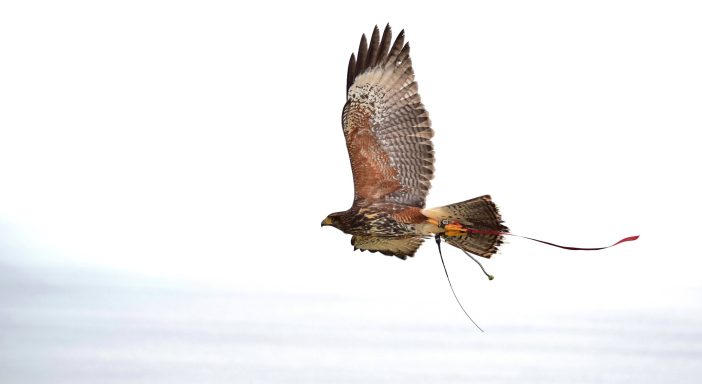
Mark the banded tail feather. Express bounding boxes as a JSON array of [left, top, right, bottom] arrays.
[[422, 195, 508, 258]]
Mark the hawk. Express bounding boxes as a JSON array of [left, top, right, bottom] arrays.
[[322, 24, 508, 259]]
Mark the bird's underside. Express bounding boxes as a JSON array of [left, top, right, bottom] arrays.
[[322, 24, 508, 259]]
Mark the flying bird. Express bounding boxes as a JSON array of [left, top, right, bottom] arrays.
[[322, 25, 639, 330], [321, 24, 508, 260]]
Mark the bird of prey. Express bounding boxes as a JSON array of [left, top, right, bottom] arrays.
[[322, 24, 508, 259]]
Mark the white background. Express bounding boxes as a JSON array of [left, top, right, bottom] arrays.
[[1, 1, 701, 382]]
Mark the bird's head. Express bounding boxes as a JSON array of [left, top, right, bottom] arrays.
[[321, 212, 343, 230]]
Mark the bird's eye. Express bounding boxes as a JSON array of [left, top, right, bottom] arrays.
[[441, 219, 450, 225]]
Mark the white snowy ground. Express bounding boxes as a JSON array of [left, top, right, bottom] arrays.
[[2, 260, 701, 384]]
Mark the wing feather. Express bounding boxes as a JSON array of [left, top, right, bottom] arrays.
[[342, 25, 434, 208], [385, 30, 405, 66], [355, 34, 368, 75], [351, 235, 425, 260], [377, 24, 392, 65], [346, 54, 356, 92], [366, 26, 380, 68]]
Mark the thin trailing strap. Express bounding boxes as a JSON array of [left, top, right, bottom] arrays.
[[466, 228, 639, 251]]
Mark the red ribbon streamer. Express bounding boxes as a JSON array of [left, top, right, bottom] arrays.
[[466, 228, 639, 251]]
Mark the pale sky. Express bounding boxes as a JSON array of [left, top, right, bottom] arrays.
[[1, 0, 701, 321]]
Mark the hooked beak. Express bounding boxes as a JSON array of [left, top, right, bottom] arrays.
[[321, 217, 332, 227]]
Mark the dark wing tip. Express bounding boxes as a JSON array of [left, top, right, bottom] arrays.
[[366, 25, 381, 68], [355, 33, 368, 76], [346, 24, 408, 94], [346, 53, 356, 92]]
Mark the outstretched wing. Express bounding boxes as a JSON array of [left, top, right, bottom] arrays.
[[342, 24, 434, 208], [351, 235, 425, 260]]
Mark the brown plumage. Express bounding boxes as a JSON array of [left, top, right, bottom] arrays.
[[322, 25, 508, 259]]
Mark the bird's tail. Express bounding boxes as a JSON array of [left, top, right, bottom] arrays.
[[422, 195, 508, 258]]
